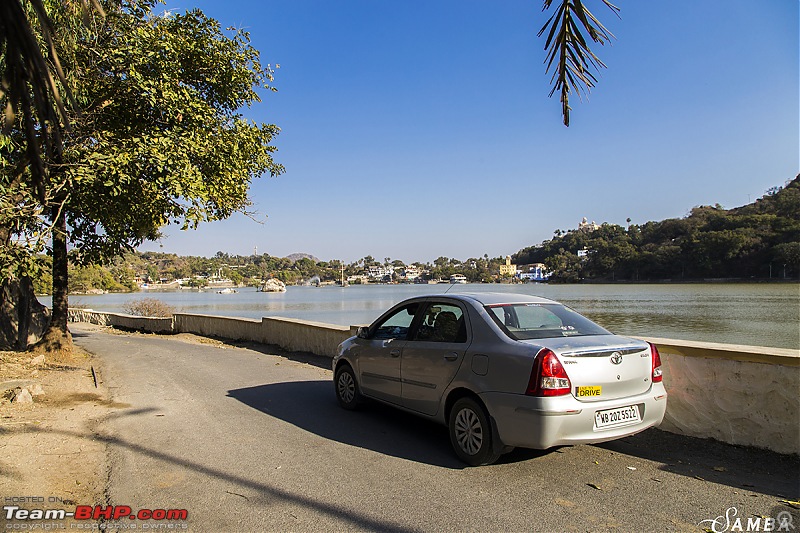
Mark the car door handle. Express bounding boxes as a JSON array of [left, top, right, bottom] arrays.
[[444, 352, 459, 361], [390, 349, 401, 358]]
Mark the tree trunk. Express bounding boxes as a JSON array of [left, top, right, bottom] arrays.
[[0, 186, 50, 351], [0, 277, 50, 351], [37, 206, 72, 351]]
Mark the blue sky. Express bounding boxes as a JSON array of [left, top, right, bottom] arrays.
[[142, 0, 799, 264]]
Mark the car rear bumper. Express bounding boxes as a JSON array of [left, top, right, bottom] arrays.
[[480, 386, 667, 449]]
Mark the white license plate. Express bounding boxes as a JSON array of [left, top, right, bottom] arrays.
[[595, 405, 641, 429]]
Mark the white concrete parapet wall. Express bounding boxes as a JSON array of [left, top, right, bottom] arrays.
[[259, 316, 352, 359], [68, 309, 173, 334], [68, 309, 799, 455], [173, 313, 262, 343], [640, 337, 799, 456], [171, 313, 352, 358]]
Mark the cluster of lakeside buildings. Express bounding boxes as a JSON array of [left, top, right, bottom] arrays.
[[347, 258, 550, 285], [136, 267, 238, 291], [130, 217, 612, 291], [129, 217, 613, 292], [133, 258, 551, 292]]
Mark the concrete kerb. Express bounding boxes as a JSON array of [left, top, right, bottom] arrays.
[[68, 308, 800, 455]]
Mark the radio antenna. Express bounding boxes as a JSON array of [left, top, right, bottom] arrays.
[[443, 279, 455, 294]]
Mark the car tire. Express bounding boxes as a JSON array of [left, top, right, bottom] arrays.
[[448, 397, 501, 466], [335, 364, 362, 410]]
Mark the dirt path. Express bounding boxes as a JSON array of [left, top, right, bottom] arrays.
[[0, 340, 113, 518], [1, 323, 238, 522]]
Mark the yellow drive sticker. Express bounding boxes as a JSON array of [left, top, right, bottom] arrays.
[[576, 386, 602, 397]]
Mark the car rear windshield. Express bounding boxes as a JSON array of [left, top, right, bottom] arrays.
[[485, 303, 611, 340]]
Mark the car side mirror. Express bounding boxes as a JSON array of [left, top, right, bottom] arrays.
[[356, 326, 370, 339]]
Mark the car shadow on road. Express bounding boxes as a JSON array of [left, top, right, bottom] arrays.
[[228, 376, 800, 492], [227, 380, 468, 469], [597, 429, 800, 499]]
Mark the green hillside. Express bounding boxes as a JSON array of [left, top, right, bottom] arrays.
[[513, 176, 800, 282]]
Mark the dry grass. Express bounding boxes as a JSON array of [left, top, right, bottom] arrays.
[[0, 350, 33, 381], [1, 343, 89, 382], [0, 346, 108, 512]]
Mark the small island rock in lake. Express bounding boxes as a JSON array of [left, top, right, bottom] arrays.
[[259, 279, 287, 293]]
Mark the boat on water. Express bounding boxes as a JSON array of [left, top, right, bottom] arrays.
[[449, 274, 467, 284], [216, 288, 238, 294]]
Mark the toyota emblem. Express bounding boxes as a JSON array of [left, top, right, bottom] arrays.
[[610, 352, 623, 365]]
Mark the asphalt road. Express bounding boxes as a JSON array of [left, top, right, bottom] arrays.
[[72, 324, 799, 532]]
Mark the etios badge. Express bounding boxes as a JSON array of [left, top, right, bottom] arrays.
[[610, 352, 623, 365]]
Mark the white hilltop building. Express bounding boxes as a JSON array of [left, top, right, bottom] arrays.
[[578, 217, 600, 232]]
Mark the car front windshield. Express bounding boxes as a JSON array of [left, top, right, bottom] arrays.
[[485, 303, 611, 340]]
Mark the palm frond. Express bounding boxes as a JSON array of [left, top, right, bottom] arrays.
[[0, 0, 102, 201], [539, 0, 620, 126]]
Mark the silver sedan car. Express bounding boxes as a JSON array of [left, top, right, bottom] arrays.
[[333, 293, 667, 466]]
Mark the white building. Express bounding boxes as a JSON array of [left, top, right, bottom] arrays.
[[400, 266, 420, 280], [518, 263, 550, 282], [366, 265, 394, 280], [578, 217, 600, 232]]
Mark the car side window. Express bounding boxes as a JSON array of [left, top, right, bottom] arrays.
[[372, 303, 419, 341], [413, 303, 467, 343]]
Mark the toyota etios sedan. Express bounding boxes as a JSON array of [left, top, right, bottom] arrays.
[[333, 293, 667, 466]]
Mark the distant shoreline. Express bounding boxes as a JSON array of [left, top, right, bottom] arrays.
[[568, 278, 799, 285], [42, 277, 798, 298]]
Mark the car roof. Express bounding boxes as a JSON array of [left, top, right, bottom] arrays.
[[431, 292, 560, 306]]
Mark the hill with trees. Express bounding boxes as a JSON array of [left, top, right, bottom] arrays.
[[29, 177, 800, 295], [513, 177, 800, 282]]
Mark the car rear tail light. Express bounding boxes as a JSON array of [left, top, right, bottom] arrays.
[[648, 342, 663, 383], [526, 349, 571, 396]]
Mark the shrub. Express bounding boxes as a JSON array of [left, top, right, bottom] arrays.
[[123, 298, 174, 317]]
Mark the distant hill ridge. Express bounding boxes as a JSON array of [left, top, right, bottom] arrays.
[[286, 253, 320, 263]]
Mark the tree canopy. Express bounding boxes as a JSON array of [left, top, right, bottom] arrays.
[[61, 1, 283, 263], [1, 0, 283, 348]]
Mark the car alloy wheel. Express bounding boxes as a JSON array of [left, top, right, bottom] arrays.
[[334, 364, 362, 410], [448, 397, 501, 466], [454, 407, 483, 455], [338, 372, 355, 403]]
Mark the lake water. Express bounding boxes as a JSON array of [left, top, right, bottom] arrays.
[[54, 283, 800, 350]]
